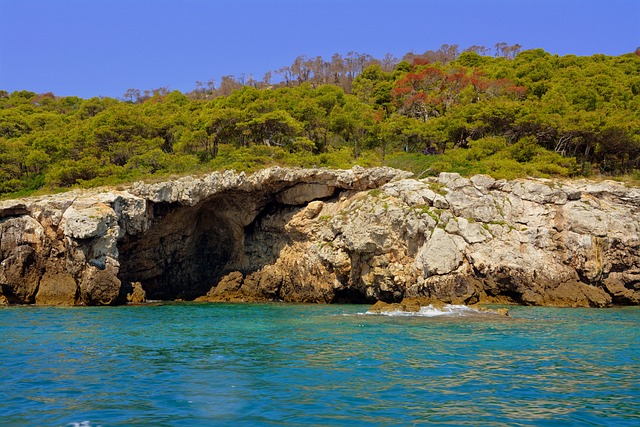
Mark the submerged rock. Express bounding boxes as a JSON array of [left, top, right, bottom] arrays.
[[368, 298, 435, 313], [0, 168, 639, 307], [367, 298, 510, 317]]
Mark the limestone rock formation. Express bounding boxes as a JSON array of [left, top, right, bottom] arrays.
[[1, 166, 639, 307], [0, 167, 408, 305]]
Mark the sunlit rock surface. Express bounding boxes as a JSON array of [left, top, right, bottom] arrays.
[[1, 167, 638, 307]]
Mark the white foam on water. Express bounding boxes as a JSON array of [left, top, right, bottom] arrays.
[[366, 304, 482, 317], [65, 422, 102, 427]]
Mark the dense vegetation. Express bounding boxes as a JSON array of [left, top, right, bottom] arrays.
[[2, 45, 639, 197]]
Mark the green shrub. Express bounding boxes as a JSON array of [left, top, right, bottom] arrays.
[[466, 137, 508, 161], [509, 136, 540, 163], [46, 157, 103, 187]]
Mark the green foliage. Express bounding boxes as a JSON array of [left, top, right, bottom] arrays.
[[46, 157, 106, 187], [387, 135, 578, 180], [423, 208, 441, 224], [1, 49, 639, 197], [428, 182, 448, 196]]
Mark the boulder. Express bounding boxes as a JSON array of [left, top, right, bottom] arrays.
[[126, 282, 146, 304], [36, 271, 78, 306]]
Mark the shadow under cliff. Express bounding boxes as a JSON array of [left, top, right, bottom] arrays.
[[116, 191, 323, 301]]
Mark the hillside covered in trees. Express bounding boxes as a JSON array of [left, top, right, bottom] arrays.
[[1, 44, 639, 197]]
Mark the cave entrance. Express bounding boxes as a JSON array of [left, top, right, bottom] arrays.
[[116, 184, 342, 302], [117, 193, 259, 300]]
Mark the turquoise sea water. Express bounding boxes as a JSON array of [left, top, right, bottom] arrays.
[[1, 303, 638, 427]]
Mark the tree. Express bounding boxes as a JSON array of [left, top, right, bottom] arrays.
[[494, 42, 523, 59], [330, 53, 345, 85], [291, 55, 313, 85], [352, 64, 394, 108], [494, 42, 508, 57], [206, 107, 246, 148], [1, 48, 639, 197], [262, 71, 273, 86], [238, 110, 302, 147], [290, 97, 329, 152], [123, 88, 141, 103], [456, 51, 486, 68], [329, 96, 374, 159], [381, 53, 399, 72], [392, 65, 445, 121], [464, 45, 491, 56], [276, 66, 294, 87], [0, 109, 32, 138], [218, 75, 243, 96], [435, 44, 460, 64]]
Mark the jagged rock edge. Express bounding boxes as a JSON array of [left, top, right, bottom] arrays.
[[0, 167, 638, 307]]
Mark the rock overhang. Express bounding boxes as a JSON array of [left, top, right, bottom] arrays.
[[0, 167, 410, 305], [1, 168, 639, 307]]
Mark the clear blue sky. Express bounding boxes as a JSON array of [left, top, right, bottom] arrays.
[[1, 0, 638, 99]]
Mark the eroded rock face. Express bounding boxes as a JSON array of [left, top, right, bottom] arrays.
[[1, 167, 639, 307], [0, 167, 408, 305]]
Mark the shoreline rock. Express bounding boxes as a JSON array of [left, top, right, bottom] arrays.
[[1, 167, 638, 307], [367, 298, 510, 316]]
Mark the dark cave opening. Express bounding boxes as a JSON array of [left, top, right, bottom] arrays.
[[115, 188, 368, 304], [117, 196, 248, 301], [331, 288, 371, 304]]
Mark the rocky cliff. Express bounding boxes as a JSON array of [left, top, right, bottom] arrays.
[[1, 167, 639, 307]]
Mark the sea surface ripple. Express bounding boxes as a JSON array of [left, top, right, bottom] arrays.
[[0, 303, 638, 426]]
